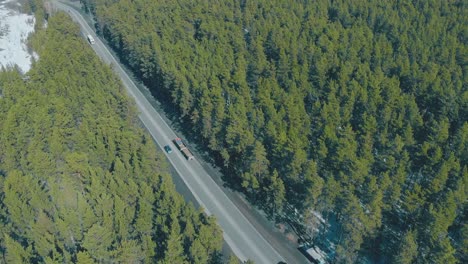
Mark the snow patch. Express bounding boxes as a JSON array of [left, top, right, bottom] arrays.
[[0, 0, 38, 73], [312, 210, 326, 225]]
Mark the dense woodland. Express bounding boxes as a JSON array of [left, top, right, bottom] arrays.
[[80, 0, 468, 262], [0, 12, 224, 263]]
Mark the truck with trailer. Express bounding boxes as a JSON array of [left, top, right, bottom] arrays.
[[173, 137, 194, 160], [181, 148, 195, 161]]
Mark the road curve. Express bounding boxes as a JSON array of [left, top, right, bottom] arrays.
[[53, 2, 286, 263]]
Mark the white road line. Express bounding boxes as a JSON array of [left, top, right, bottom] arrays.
[[56, 3, 286, 263]]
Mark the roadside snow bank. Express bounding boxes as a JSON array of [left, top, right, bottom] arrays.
[[0, 0, 38, 73]]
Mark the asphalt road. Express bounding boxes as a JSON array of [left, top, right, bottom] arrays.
[[53, 2, 288, 263]]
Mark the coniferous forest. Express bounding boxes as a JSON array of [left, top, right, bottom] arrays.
[[79, 0, 467, 262], [0, 12, 223, 263]]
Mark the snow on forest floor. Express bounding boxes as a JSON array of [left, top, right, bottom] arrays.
[[0, 0, 37, 73]]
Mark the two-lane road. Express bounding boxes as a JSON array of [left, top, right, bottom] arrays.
[[54, 2, 288, 263]]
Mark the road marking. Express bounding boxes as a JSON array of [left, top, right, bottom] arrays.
[[56, 3, 286, 263]]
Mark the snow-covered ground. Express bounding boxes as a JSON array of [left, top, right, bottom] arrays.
[[0, 0, 37, 73]]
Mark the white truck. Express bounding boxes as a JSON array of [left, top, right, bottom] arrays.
[[87, 34, 95, 45]]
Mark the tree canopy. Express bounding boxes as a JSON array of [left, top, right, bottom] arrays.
[[84, 0, 467, 262], [0, 11, 223, 263]]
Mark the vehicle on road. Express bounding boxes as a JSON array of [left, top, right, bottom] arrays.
[[181, 148, 194, 160], [164, 145, 173, 153], [299, 245, 328, 264], [56, 4, 293, 261], [87, 34, 95, 44], [173, 137, 185, 149], [173, 137, 194, 160]]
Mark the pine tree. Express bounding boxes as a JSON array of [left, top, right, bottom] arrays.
[[395, 230, 418, 264], [4, 234, 32, 263], [161, 220, 187, 264]]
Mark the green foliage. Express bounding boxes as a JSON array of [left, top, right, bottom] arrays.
[[4, 234, 32, 263], [395, 230, 418, 264], [0, 10, 223, 263], [228, 254, 240, 264], [87, 0, 466, 262]]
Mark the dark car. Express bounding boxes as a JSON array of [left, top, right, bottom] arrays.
[[164, 145, 173, 154]]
